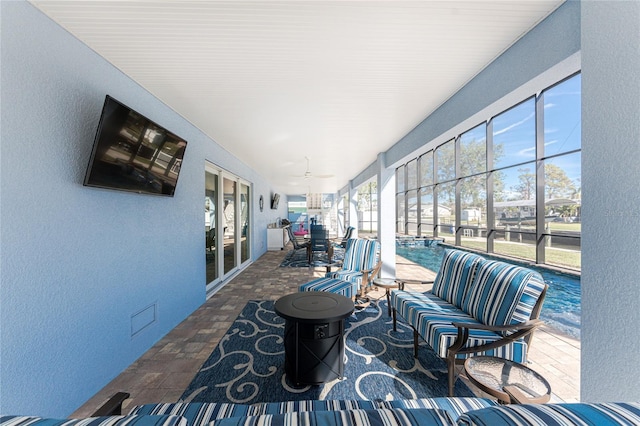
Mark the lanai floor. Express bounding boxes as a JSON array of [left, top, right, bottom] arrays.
[[73, 245, 580, 417]]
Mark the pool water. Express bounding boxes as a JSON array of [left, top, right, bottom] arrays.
[[396, 244, 581, 340]]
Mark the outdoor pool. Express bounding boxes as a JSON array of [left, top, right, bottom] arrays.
[[396, 243, 581, 340]]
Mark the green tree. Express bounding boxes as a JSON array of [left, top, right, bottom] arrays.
[[545, 163, 577, 199], [513, 167, 535, 200]]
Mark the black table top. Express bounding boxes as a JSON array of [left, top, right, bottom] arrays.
[[274, 292, 354, 323]]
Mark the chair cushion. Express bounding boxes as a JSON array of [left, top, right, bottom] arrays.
[[299, 277, 357, 298], [0, 415, 187, 426], [208, 408, 455, 426], [342, 239, 379, 272], [461, 259, 546, 327], [326, 270, 363, 286], [457, 402, 640, 426], [431, 250, 483, 309]]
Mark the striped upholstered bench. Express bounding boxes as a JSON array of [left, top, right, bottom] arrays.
[[298, 277, 356, 298], [391, 249, 548, 397]]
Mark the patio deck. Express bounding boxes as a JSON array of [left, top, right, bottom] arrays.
[[72, 245, 580, 417]]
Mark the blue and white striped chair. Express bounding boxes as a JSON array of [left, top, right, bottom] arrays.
[[325, 238, 382, 298]]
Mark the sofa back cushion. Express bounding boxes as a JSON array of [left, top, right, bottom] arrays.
[[461, 259, 546, 327], [431, 250, 483, 309], [457, 402, 640, 426], [129, 402, 251, 425]]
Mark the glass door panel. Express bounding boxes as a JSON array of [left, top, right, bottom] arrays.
[[205, 171, 218, 284], [240, 183, 250, 263], [223, 177, 237, 275]]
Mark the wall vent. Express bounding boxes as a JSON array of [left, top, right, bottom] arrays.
[[131, 302, 157, 337]]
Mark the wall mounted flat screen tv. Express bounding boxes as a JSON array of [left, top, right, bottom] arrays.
[[84, 95, 188, 196]]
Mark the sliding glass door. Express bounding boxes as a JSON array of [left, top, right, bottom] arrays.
[[205, 163, 252, 292]]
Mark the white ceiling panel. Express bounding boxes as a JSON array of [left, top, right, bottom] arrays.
[[31, 0, 563, 195]]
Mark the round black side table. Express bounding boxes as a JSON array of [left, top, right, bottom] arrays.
[[274, 292, 354, 385]]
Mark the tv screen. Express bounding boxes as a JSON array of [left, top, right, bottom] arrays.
[[84, 95, 187, 196]]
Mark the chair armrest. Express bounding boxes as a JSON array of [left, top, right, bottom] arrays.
[[395, 279, 434, 290], [451, 319, 542, 333], [91, 392, 131, 416], [448, 319, 543, 357], [358, 261, 383, 297]]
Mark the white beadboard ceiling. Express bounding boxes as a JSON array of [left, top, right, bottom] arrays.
[[31, 1, 563, 196]]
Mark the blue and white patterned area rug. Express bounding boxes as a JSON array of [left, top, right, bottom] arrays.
[[180, 299, 474, 404]]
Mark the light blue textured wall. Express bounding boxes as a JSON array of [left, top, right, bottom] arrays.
[[581, 0, 640, 402], [0, 1, 278, 417]]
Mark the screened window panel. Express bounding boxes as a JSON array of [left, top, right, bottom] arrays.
[[544, 235, 581, 269], [544, 152, 581, 234], [544, 74, 581, 157], [419, 151, 433, 187], [419, 187, 434, 225], [494, 231, 536, 262], [493, 164, 537, 235], [407, 223, 418, 235], [436, 181, 455, 226], [493, 98, 535, 169], [396, 193, 405, 232], [406, 159, 418, 190], [396, 166, 405, 193], [436, 140, 455, 182], [407, 189, 418, 234], [460, 124, 487, 176]]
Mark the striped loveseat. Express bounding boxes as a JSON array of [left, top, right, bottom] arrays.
[[4, 397, 640, 426], [391, 249, 548, 397]]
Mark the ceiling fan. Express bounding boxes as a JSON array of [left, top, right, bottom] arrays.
[[293, 156, 334, 179]]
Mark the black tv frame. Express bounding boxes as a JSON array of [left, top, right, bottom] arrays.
[[83, 95, 188, 197]]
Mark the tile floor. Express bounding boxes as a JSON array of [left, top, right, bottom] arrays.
[[72, 246, 580, 417]]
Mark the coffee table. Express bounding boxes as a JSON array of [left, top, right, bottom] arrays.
[[274, 292, 354, 385], [373, 278, 399, 316], [464, 356, 552, 404]]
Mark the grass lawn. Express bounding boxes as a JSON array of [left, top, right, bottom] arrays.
[[459, 238, 581, 270]]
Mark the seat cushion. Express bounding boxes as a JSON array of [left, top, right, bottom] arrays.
[[461, 259, 546, 327], [299, 277, 357, 298], [457, 402, 640, 426], [208, 408, 455, 426], [325, 270, 364, 287], [391, 290, 528, 362], [431, 250, 483, 309]]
